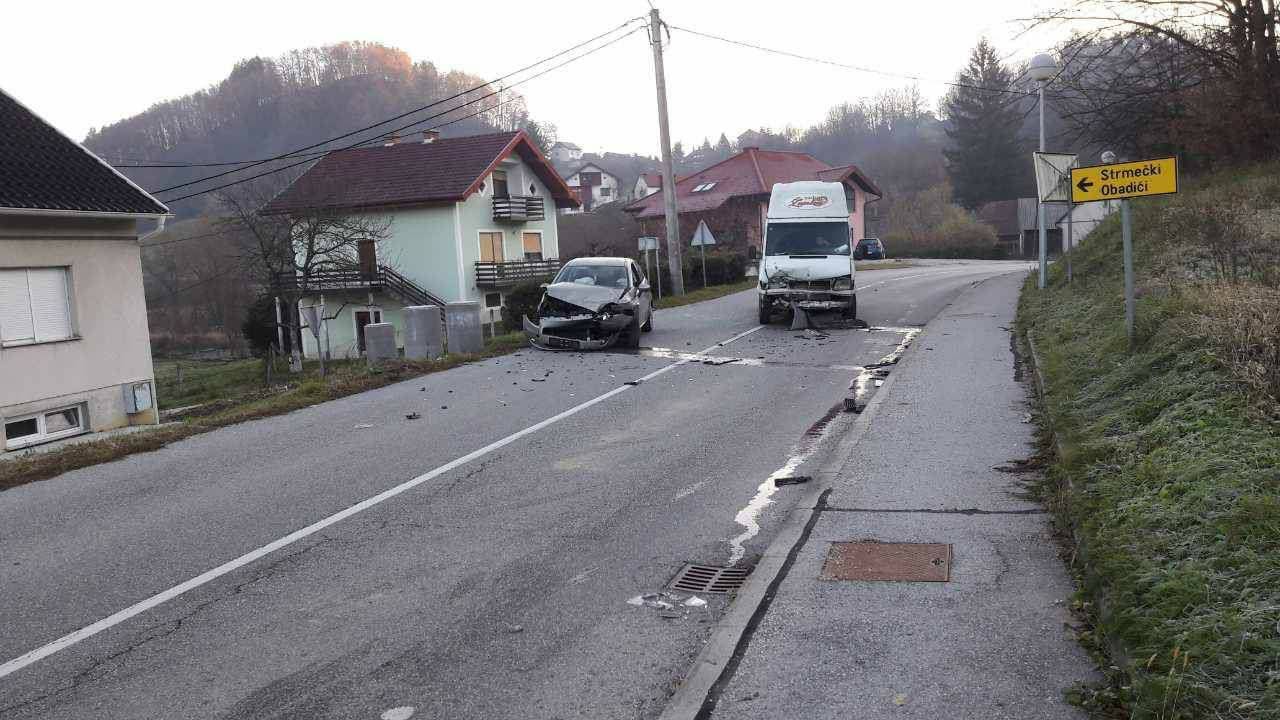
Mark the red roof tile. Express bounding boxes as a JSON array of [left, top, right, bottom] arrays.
[[261, 131, 577, 215], [624, 148, 878, 219]]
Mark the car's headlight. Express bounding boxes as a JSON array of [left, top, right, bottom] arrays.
[[767, 278, 788, 289], [832, 277, 852, 291]]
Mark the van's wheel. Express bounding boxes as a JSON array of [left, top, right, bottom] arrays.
[[843, 295, 858, 319], [758, 297, 772, 325]]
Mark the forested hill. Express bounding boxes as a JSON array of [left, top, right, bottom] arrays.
[[85, 42, 538, 216]]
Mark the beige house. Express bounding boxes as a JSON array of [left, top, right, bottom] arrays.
[[0, 87, 169, 453]]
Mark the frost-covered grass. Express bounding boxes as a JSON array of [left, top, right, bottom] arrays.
[[1019, 165, 1280, 718]]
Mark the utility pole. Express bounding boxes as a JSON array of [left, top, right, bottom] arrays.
[[649, 7, 685, 296]]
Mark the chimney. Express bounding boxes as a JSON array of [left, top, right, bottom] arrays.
[[383, 132, 399, 147], [423, 130, 440, 144]]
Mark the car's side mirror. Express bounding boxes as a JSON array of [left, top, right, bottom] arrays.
[[638, 280, 651, 291], [540, 283, 549, 290]]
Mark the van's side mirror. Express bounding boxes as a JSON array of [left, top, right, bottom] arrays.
[[540, 283, 549, 290]]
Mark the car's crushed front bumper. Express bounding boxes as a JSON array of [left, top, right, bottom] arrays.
[[523, 314, 629, 351]]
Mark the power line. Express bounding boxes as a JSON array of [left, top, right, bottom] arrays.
[[159, 26, 646, 205], [149, 17, 645, 195], [667, 24, 1037, 98]]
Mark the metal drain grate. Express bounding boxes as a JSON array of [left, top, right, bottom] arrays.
[[821, 542, 952, 582], [668, 563, 751, 593]]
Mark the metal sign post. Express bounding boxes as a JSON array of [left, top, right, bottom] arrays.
[[1071, 154, 1179, 346], [690, 221, 716, 289], [639, 236, 661, 298], [1120, 199, 1134, 344], [1033, 152, 1079, 288]]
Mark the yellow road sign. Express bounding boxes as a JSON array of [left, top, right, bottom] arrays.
[[1071, 157, 1177, 203]]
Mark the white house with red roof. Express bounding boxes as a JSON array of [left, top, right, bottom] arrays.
[[262, 130, 577, 359], [624, 147, 881, 257]]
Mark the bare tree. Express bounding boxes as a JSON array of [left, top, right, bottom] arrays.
[[215, 177, 393, 369], [1028, 0, 1279, 164]]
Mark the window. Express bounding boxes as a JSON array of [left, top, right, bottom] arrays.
[[691, 182, 717, 193], [0, 267, 74, 346], [479, 231, 505, 263], [4, 404, 85, 450], [764, 222, 851, 257], [492, 171, 509, 198], [484, 292, 503, 308], [599, 186, 612, 197], [522, 232, 543, 261]]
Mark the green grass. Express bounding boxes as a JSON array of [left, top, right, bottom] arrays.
[[1018, 170, 1280, 718], [153, 358, 275, 410], [1, 332, 527, 491], [655, 280, 755, 309]]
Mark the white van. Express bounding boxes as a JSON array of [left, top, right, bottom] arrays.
[[757, 181, 856, 324]]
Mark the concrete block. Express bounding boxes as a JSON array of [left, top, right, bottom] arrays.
[[445, 302, 484, 354], [364, 322, 397, 366], [403, 305, 443, 360]]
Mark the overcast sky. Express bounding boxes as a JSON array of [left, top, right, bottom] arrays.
[[4, 0, 1067, 157]]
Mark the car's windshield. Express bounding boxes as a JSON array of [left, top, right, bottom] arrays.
[[554, 263, 630, 289], [765, 222, 850, 256]]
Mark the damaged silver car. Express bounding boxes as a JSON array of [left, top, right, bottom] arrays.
[[523, 257, 654, 350]]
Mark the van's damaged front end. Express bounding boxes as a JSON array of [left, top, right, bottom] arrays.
[[523, 284, 636, 350], [759, 273, 855, 312]]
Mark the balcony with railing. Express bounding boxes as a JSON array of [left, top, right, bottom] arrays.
[[492, 195, 546, 222], [272, 266, 446, 308], [474, 258, 561, 288]]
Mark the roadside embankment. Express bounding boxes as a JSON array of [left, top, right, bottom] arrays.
[[1018, 164, 1279, 718]]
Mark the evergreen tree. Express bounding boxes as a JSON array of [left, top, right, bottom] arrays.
[[714, 132, 733, 156], [942, 40, 1029, 209]]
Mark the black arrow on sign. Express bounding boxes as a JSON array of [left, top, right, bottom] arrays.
[[1076, 177, 1095, 193]]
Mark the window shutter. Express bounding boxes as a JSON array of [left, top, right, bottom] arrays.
[[522, 233, 542, 254], [0, 269, 35, 344], [27, 268, 72, 342]]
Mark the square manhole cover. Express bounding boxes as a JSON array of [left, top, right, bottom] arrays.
[[821, 542, 952, 582]]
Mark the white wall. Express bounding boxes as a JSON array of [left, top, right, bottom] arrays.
[[0, 215, 157, 442]]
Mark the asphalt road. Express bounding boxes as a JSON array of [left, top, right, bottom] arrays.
[[0, 260, 1033, 720]]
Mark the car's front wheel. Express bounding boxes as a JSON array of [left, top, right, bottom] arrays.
[[843, 294, 858, 319], [642, 300, 654, 332], [758, 296, 772, 325], [624, 314, 642, 348]]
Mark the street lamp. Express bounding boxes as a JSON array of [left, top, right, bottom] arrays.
[[1029, 53, 1057, 289]]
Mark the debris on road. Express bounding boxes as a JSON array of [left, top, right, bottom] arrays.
[[405, 413, 420, 420], [774, 475, 812, 486], [354, 423, 374, 429]]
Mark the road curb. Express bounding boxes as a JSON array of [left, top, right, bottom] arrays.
[[1022, 328, 1133, 674], [657, 339, 910, 720]]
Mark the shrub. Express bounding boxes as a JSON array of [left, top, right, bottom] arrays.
[[501, 280, 546, 332], [241, 296, 278, 357]]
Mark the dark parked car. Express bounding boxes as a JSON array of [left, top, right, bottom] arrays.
[[523, 257, 654, 350], [854, 237, 886, 260]]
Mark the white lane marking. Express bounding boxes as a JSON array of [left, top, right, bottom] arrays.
[[0, 325, 766, 681], [381, 707, 415, 720]]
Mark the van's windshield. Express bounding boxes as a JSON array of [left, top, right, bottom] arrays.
[[764, 222, 851, 256]]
